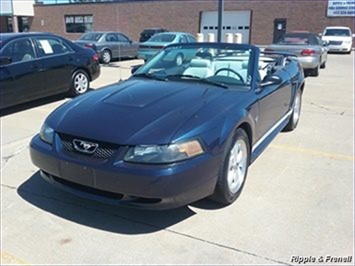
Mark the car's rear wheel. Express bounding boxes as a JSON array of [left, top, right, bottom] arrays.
[[70, 70, 89, 96], [320, 61, 326, 69], [175, 53, 184, 66], [101, 49, 111, 64], [212, 128, 250, 205], [284, 89, 302, 131], [311, 64, 320, 76]]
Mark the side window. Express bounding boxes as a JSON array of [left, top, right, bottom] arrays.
[[35, 37, 72, 57], [2, 39, 35, 63], [187, 35, 196, 43], [105, 33, 118, 42], [179, 35, 188, 43], [116, 34, 130, 43]]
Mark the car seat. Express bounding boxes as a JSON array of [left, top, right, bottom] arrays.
[[183, 58, 214, 78]]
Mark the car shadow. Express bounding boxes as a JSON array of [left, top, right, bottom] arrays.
[[0, 89, 95, 117], [17, 171, 201, 234]]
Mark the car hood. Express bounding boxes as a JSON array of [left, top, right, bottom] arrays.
[[46, 79, 249, 145]]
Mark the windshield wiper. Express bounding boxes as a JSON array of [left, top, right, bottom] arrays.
[[166, 74, 228, 89], [133, 73, 166, 81]]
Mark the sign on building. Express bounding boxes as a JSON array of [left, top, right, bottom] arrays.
[[328, 0, 355, 16]]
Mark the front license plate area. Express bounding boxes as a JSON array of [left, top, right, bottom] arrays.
[[60, 160, 95, 187]]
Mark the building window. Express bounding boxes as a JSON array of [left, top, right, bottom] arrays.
[[65, 15, 93, 33]]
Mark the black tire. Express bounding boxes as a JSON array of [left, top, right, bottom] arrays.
[[283, 89, 302, 132], [320, 61, 326, 69], [101, 49, 111, 64], [212, 128, 250, 205], [70, 70, 89, 97], [346, 50, 352, 55], [175, 53, 184, 66], [311, 64, 320, 77]]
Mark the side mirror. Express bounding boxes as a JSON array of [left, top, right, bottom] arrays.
[[131, 64, 142, 74], [323, 40, 329, 46], [352, 34, 355, 38], [318, 33, 322, 37], [260, 75, 282, 87], [0, 56, 12, 66]]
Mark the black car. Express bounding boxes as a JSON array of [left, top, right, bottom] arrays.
[[0, 32, 101, 110], [139, 28, 168, 43]]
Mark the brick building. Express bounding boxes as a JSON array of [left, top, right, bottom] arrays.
[[8, 0, 355, 45]]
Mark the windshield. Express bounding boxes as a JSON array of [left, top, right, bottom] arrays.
[[148, 33, 176, 43], [79, 33, 103, 41], [134, 43, 255, 87], [324, 29, 351, 36]]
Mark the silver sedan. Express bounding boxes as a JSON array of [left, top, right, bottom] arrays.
[[265, 32, 328, 77], [75, 31, 139, 64]]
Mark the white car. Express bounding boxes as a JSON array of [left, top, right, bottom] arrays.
[[321, 26, 354, 54]]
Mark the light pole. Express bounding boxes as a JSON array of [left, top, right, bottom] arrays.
[[217, 0, 224, 43]]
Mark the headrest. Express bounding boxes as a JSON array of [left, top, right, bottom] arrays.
[[241, 60, 249, 69], [189, 59, 211, 68]]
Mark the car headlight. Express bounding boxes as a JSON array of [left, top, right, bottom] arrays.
[[344, 40, 352, 44], [124, 140, 204, 164], [39, 123, 54, 144]]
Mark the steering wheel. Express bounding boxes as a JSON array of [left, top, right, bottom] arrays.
[[214, 68, 245, 83]]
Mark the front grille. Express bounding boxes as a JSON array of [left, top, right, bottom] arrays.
[[58, 133, 119, 159], [329, 41, 343, 45]]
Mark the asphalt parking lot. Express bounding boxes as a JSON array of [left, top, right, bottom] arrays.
[[1, 54, 354, 265]]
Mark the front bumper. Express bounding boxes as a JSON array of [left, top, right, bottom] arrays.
[[30, 134, 221, 210], [327, 44, 352, 52]]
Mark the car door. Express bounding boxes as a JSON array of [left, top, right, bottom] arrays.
[[117, 33, 136, 57], [33, 36, 76, 94], [0, 37, 45, 109], [104, 33, 121, 59], [256, 67, 292, 140]]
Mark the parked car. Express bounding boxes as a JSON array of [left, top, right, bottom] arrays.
[[321, 26, 354, 54], [0, 32, 100, 110], [137, 32, 196, 62], [265, 32, 328, 77], [30, 42, 305, 210], [139, 28, 168, 43], [75, 32, 139, 64]]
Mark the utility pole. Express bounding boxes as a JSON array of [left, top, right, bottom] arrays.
[[217, 0, 224, 43]]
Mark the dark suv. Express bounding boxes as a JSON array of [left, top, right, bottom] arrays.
[[139, 28, 168, 43]]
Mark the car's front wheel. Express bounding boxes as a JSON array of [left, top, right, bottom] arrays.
[[284, 89, 302, 131], [70, 70, 89, 96], [212, 128, 250, 205], [101, 49, 112, 64]]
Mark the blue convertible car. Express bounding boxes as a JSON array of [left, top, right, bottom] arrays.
[[30, 43, 305, 210]]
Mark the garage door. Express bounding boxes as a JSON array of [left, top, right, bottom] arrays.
[[200, 11, 251, 43]]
